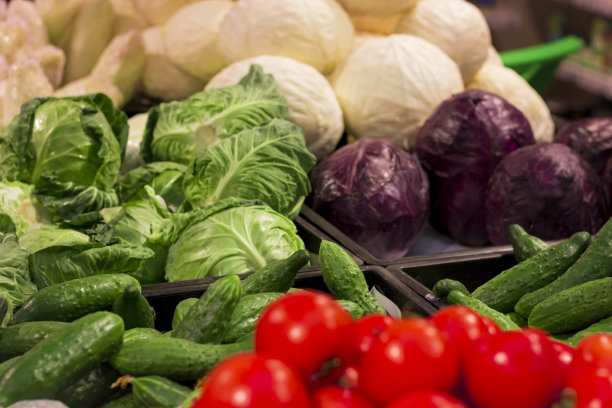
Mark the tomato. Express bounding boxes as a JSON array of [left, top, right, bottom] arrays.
[[313, 386, 374, 408], [309, 363, 360, 390], [193, 352, 311, 408], [479, 315, 501, 336], [255, 291, 352, 377], [344, 314, 395, 363], [430, 306, 491, 359], [358, 318, 460, 406], [572, 333, 612, 372], [385, 390, 469, 408], [550, 340, 574, 377], [463, 329, 560, 408], [563, 367, 612, 408]]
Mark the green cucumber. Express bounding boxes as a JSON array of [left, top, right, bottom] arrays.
[[319, 240, 385, 314], [99, 394, 138, 408], [506, 312, 528, 327], [123, 327, 161, 343], [550, 332, 575, 344], [338, 300, 364, 319], [447, 290, 519, 331], [112, 285, 156, 329], [133, 376, 192, 408], [0, 356, 20, 378], [241, 249, 310, 296], [172, 298, 198, 330], [433, 279, 469, 298], [567, 315, 612, 346], [222, 292, 283, 343], [516, 217, 612, 317], [10, 274, 140, 324], [109, 336, 252, 381], [472, 232, 591, 313], [0, 311, 124, 406], [508, 224, 550, 262], [180, 389, 202, 408], [528, 277, 612, 334], [172, 275, 241, 344], [0, 321, 70, 361], [55, 363, 122, 408]]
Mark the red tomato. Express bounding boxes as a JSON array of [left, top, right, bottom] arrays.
[[550, 340, 574, 377], [255, 291, 352, 377], [564, 367, 612, 408], [193, 353, 311, 408], [479, 315, 501, 335], [572, 333, 612, 372], [385, 390, 469, 408], [345, 314, 396, 362], [313, 386, 374, 408], [358, 318, 460, 406], [309, 364, 360, 390], [430, 306, 491, 359], [463, 329, 560, 408]]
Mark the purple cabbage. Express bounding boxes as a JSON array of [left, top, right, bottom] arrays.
[[415, 89, 535, 246], [309, 139, 429, 260], [486, 143, 608, 245]]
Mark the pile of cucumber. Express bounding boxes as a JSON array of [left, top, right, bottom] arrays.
[[0, 241, 387, 408], [433, 218, 612, 344]]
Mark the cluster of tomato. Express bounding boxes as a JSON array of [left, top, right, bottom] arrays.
[[191, 290, 612, 408]]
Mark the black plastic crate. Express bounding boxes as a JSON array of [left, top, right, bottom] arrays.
[[142, 266, 437, 332], [386, 248, 518, 309]]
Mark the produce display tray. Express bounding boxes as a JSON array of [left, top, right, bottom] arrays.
[[386, 248, 518, 309], [142, 266, 437, 332]]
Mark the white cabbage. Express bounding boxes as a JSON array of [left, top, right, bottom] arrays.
[[206, 55, 344, 159], [394, 0, 490, 82], [218, 0, 354, 75], [336, 0, 418, 16], [134, 0, 195, 25], [350, 14, 402, 35], [164, 1, 233, 81], [467, 63, 554, 143], [109, 0, 149, 36], [121, 113, 148, 174], [54, 75, 124, 107], [332, 34, 464, 149], [6, 0, 48, 49], [486, 45, 504, 66]]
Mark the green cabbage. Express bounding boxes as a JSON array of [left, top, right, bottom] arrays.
[[0, 233, 37, 311], [0, 180, 51, 236]]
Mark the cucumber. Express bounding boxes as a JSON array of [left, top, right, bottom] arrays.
[[0, 321, 70, 361], [10, 274, 140, 324], [506, 312, 528, 327], [516, 217, 612, 317], [241, 249, 310, 296], [337, 300, 364, 319], [0, 311, 124, 406], [123, 327, 161, 343], [508, 224, 549, 262], [112, 285, 156, 329], [99, 394, 138, 408], [319, 240, 385, 314], [528, 277, 612, 334], [472, 232, 591, 313], [171, 298, 198, 330], [550, 332, 575, 344], [172, 275, 241, 344], [0, 356, 20, 378], [109, 336, 252, 381], [55, 363, 122, 408], [567, 315, 612, 346], [433, 279, 469, 298], [133, 376, 192, 408], [446, 290, 519, 331], [222, 292, 283, 343], [180, 388, 202, 408]]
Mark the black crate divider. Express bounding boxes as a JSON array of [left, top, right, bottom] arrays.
[[143, 266, 437, 332]]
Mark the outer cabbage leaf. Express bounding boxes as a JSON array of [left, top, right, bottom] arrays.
[[18, 226, 91, 254], [0, 180, 52, 236], [141, 64, 290, 164], [165, 200, 305, 282], [184, 119, 315, 217], [0, 233, 37, 309]]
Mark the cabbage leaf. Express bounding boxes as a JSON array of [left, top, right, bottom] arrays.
[[0, 180, 51, 236], [0, 233, 37, 309]]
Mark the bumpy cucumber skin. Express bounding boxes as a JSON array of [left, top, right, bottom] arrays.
[[508, 224, 550, 263], [10, 274, 140, 324], [222, 292, 283, 343], [447, 290, 519, 331], [172, 298, 198, 330], [0, 321, 70, 361], [433, 279, 470, 298], [0, 311, 124, 406], [506, 312, 528, 327], [0, 356, 20, 378], [55, 363, 122, 408], [567, 315, 612, 346], [528, 277, 612, 334], [172, 275, 241, 344], [516, 218, 612, 317], [319, 241, 385, 314], [241, 250, 310, 296], [99, 394, 138, 408], [109, 336, 252, 381], [112, 285, 156, 329], [472, 232, 591, 313], [133, 376, 192, 408], [123, 327, 161, 343], [337, 300, 364, 319]]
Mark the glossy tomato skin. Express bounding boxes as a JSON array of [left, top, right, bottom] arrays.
[[193, 353, 312, 408], [255, 291, 352, 377], [463, 329, 560, 408], [430, 306, 491, 360], [563, 367, 612, 408], [551, 340, 574, 380], [344, 314, 396, 363], [572, 333, 612, 372], [479, 315, 501, 336], [313, 386, 374, 408], [385, 390, 469, 408], [358, 318, 460, 406]]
